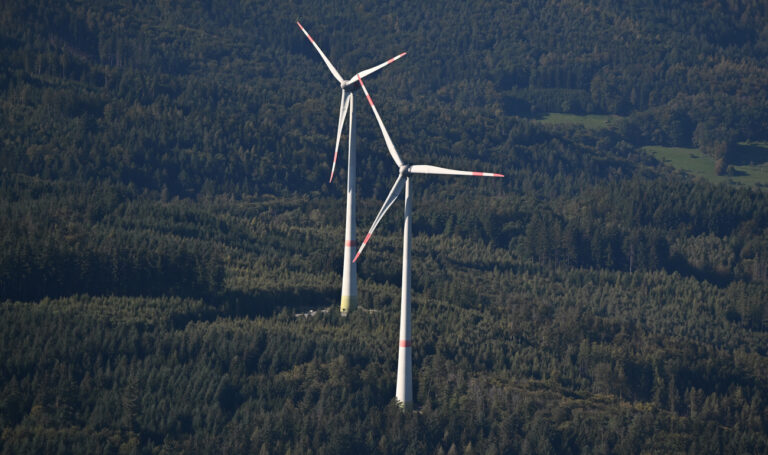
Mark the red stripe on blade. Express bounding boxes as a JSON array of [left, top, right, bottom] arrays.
[[472, 172, 482, 176], [353, 233, 372, 262]]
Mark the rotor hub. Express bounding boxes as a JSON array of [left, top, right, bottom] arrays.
[[341, 79, 360, 92]]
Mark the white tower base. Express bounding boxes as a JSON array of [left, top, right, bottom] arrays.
[[395, 178, 413, 406], [340, 93, 357, 316]]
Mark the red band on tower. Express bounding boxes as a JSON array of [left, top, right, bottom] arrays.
[[399, 340, 411, 348]]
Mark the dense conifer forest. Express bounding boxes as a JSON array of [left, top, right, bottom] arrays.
[[1, 0, 767, 453]]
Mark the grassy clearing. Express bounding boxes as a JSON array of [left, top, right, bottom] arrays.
[[643, 144, 768, 188], [535, 112, 620, 130], [534, 113, 768, 188]]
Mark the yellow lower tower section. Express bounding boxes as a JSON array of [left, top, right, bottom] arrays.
[[340, 295, 357, 316]]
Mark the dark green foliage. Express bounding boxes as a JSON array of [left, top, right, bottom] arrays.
[[1, 0, 767, 453]]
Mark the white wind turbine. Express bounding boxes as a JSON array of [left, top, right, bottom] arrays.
[[353, 75, 503, 407], [297, 21, 406, 316]]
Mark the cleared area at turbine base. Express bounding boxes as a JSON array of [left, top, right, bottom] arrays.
[[397, 400, 414, 411]]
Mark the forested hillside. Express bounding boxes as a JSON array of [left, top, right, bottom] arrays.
[[1, 1, 767, 453]]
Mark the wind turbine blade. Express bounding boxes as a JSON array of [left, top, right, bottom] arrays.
[[297, 21, 344, 84], [409, 164, 504, 177], [330, 91, 351, 182], [356, 52, 407, 80], [353, 174, 406, 262], [357, 75, 404, 167]]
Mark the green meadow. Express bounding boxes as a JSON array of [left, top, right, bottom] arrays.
[[536, 113, 768, 188], [643, 144, 768, 188], [535, 112, 620, 130]]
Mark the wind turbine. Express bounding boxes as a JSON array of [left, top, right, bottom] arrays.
[[297, 21, 406, 316], [353, 75, 503, 407]]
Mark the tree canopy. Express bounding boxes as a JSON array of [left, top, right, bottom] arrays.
[[1, 0, 767, 453]]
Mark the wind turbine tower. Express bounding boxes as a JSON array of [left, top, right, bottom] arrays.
[[297, 22, 406, 316], [353, 75, 503, 407]]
